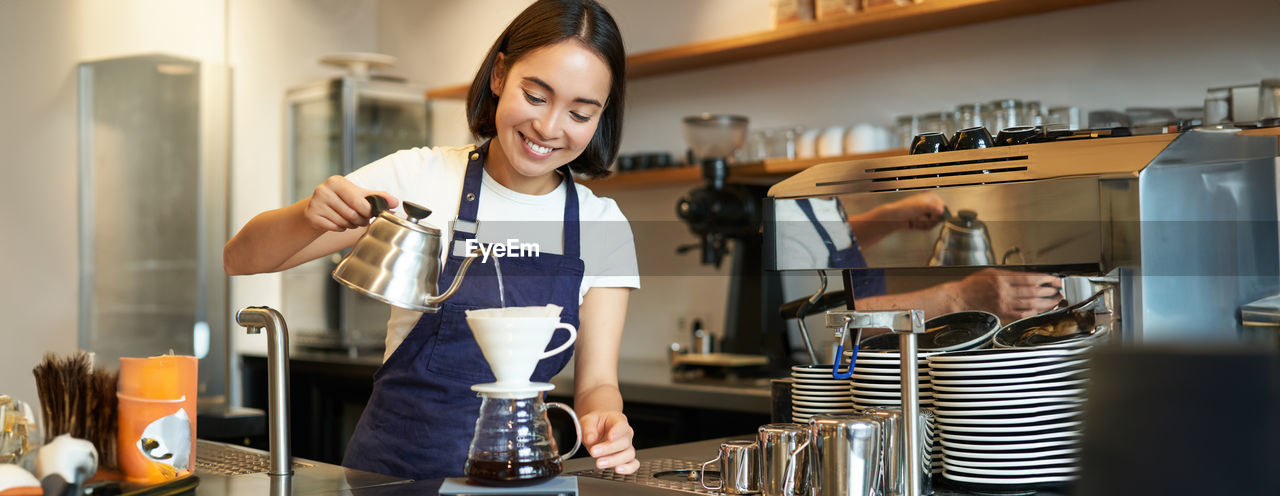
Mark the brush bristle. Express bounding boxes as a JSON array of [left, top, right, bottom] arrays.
[[32, 351, 118, 470]]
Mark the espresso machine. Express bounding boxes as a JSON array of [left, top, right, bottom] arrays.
[[762, 125, 1280, 496], [765, 126, 1280, 345]]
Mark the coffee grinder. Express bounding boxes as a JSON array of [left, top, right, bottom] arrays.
[[675, 115, 789, 372]]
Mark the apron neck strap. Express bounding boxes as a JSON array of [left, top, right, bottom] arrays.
[[452, 142, 580, 259]]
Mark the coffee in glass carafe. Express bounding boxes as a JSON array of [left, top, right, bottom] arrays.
[[464, 389, 581, 486], [461, 305, 581, 486]]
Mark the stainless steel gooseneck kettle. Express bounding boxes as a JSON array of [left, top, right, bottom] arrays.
[[929, 208, 996, 266], [332, 196, 478, 312], [929, 208, 1023, 267]]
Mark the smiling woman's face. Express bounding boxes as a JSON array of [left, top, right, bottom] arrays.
[[488, 39, 612, 186]]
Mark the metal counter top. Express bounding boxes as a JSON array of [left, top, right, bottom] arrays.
[[255, 350, 773, 414], [549, 360, 771, 414], [192, 437, 1067, 495]]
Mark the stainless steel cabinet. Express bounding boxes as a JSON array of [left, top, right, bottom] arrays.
[[77, 54, 230, 400], [284, 75, 430, 350]]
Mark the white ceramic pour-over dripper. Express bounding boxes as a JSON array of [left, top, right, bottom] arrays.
[[465, 305, 577, 386]]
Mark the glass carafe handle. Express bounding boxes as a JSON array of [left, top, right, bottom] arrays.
[[546, 401, 582, 462]]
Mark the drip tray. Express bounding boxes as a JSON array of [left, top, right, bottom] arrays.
[[195, 441, 314, 476], [570, 458, 720, 495]]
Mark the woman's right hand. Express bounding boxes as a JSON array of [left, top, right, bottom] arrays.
[[952, 268, 1063, 323], [304, 175, 400, 232]]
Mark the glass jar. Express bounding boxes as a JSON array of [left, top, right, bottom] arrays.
[[1203, 87, 1232, 125], [0, 397, 40, 471], [954, 103, 989, 134], [736, 130, 769, 164], [938, 110, 961, 140], [917, 112, 945, 135], [988, 99, 1025, 134], [767, 126, 803, 159], [1259, 79, 1280, 121], [1047, 106, 1082, 130], [893, 114, 919, 149], [1024, 101, 1046, 127]]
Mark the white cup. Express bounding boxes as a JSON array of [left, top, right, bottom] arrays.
[[467, 314, 577, 385], [797, 128, 821, 159], [817, 126, 846, 157], [844, 123, 886, 154]]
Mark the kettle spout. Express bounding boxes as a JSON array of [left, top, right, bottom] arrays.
[[424, 251, 479, 311]]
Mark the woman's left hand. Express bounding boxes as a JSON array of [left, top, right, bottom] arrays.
[[579, 410, 639, 474]]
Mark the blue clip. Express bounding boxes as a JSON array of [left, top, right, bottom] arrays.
[[831, 318, 862, 379]]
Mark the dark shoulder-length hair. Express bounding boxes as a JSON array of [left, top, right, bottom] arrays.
[[466, 0, 626, 179]]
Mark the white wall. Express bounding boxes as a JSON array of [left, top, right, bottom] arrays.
[[374, 0, 1280, 363], [0, 0, 376, 408], [225, 0, 378, 361], [0, 0, 227, 411]]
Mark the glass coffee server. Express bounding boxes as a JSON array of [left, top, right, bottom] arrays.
[[284, 54, 431, 352]]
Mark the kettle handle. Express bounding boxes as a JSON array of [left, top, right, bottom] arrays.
[[365, 195, 389, 218], [1001, 246, 1025, 265], [545, 402, 582, 463]]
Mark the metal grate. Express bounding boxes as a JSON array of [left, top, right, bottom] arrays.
[[570, 458, 721, 495], [194, 441, 313, 476]]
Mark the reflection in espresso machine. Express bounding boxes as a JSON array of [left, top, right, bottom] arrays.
[[766, 128, 1280, 343]]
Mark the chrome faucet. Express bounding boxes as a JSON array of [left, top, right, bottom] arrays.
[[236, 306, 292, 476]]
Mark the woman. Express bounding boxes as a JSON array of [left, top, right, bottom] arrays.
[[223, 0, 640, 479]]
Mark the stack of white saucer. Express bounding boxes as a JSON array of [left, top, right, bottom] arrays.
[[789, 364, 857, 422], [928, 345, 1093, 493]]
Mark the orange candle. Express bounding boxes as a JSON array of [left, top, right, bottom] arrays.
[[116, 355, 197, 483]]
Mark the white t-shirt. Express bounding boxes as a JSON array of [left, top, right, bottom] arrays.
[[346, 145, 640, 360]]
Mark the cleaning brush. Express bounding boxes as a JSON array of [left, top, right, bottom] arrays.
[[32, 352, 118, 470]]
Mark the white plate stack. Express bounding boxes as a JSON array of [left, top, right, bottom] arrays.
[[844, 350, 941, 473], [789, 364, 857, 422], [927, 345, 1093, 493]]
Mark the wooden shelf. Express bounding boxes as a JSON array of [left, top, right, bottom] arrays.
[[580, 165, 704, 191], [426, 0, 1117, 100], [581, 149, 908, 192]]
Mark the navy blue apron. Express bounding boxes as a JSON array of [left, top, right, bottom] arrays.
[[796, 198, 885, 298], [343, 142, 585, 480]]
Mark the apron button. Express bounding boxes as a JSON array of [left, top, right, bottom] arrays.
[[470, 152, 479, 160], [466, 193, 476, 201]]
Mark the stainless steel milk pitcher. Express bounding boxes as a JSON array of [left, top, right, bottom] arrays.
[[701, 440, 760, 495], [808, 414, 882, 496], [759, 423, 808, 496]]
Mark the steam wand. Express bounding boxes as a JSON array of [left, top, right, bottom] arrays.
[[792, 271, 827, 365]]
